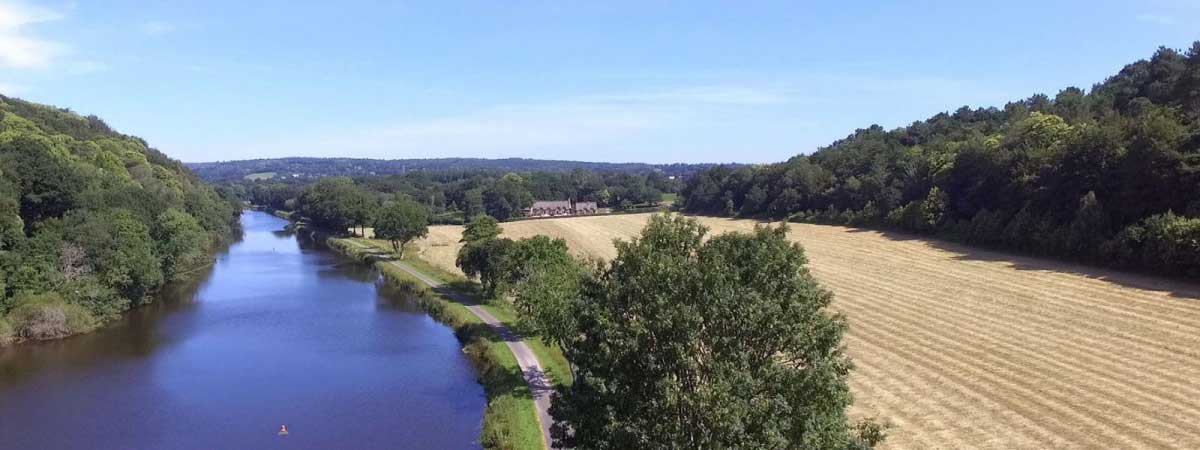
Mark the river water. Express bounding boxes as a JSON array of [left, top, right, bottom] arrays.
[[0, 211, 485, 449]]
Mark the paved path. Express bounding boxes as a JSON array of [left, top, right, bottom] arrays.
[[341, 240, 555, 449]]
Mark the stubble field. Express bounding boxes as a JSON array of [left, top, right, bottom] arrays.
[[415, 213, 1200, 449]]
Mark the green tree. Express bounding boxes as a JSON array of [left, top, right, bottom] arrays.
[[68, 208, 163, 304], [346, 187, 376, 237], [1067, 191, 1109, 257], [497, 235, 585, 345], [373, 198, 429, 257], [0, 174, 25, 251], [463, 188, 485, 219], [551, 215, 882, 450], [153, 208, 209, 281], [483, 173, 533, 221], [456, 237, 514, 296], [0, 132, 85, 223], [296, 177, 374, 233], [460, 214, 502, 243]]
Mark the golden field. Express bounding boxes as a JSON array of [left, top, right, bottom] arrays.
[[415, 213, 1200, 449]]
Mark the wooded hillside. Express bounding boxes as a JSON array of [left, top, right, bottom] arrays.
[[0, 95, 240, 344], [681, 43, 1200, 277]]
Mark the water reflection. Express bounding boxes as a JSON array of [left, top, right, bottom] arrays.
[[0, 211, 485, 450]]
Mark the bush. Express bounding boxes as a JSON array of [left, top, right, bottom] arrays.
[[9, 301, 70, 340], [6, 292, 97, 341], [966, 209, 1008, 246], [0, 315, 13, 345], [887, 202, 924, 231], [1102, 213, 1200, 277], [62, 303, 98, 334], [57, 276, 126, 322], [1137, 212, 1200, 277]]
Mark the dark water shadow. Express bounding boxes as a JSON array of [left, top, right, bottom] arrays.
[[0, 248, 224, 386], [453, 321, 533, 401], [373, 284, 429, 315], [841, 226, 1200, 300]]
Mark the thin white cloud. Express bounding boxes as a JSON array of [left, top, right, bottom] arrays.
[[0, 1, 59, 29], [1136, 13, 1179, 25], [140, 20, 174, 35], [0, 1, 65, 69]]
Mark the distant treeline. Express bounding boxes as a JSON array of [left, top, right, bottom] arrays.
[[0, 95, 241, 344], [234, 168, 679, 225], [188, 156, 727, 183], [681, 43, 1200, 277]]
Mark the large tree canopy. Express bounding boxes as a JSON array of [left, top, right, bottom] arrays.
[[295, 177, 376, 233], [372, 198, 429, 257], [551, 214, 882, 450]]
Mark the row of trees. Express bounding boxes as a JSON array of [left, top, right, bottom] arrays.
[[0, 95, 240, 344], [288, 177, 432, 256], [238, 167, 677, 223], [682, 43, 1200, 277], [454, 214, 884, 449]]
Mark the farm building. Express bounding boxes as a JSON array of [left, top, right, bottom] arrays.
[[575, 201, 597, 214], [529, 200, 573, 217], [528, 200, 598, 217]]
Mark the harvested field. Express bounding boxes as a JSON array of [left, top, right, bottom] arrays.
[[415, 213, 1200, 449]]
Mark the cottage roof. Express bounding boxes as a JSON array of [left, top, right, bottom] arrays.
[[532, 200, 572, 209]]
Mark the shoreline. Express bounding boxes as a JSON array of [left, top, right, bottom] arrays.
[[327, 236, 558, 450]]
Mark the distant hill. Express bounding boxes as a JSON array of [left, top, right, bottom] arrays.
[[186, 157, 728, 182]]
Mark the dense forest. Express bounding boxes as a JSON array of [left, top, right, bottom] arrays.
[[0, 95, 240, 345], [188, 156, 724, 183], [238, 167, 678, 227], [681, 43, 1200, 278]]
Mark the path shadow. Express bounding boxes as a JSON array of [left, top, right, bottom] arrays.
[[842, 227, 1200, 300], [524, 366, 554, 398]]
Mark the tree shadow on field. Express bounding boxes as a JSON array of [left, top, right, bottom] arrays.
[[843, 227, 1200, 300]]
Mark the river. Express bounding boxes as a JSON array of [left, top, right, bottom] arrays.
[[0, 211, 485, 449]]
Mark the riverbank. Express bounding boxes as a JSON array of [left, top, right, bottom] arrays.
[[328, 237, 571, 450], [0, 220, 241, 348], [1, 211, 488, 448]]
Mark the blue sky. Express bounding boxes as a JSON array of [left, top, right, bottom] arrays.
[[1, 1, 1197, 163]]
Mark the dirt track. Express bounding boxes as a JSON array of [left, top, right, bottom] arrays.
[[416, 213, 1200, 449]]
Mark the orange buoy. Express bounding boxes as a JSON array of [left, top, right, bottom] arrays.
[[278, 425, 289, 436]]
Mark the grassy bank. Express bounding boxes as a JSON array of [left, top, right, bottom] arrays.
[[353, 237, 573, 386], [330, 236, 570, 450]]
